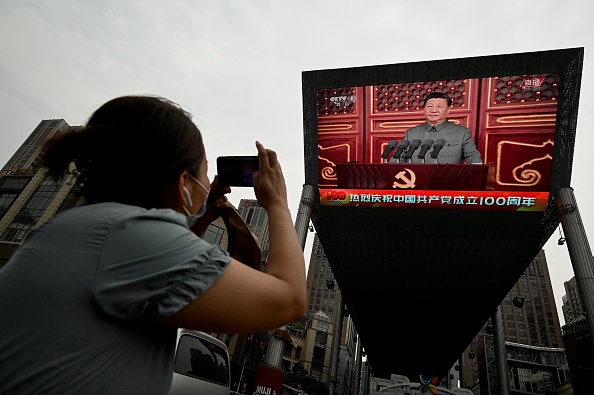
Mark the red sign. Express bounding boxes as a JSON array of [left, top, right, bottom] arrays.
[[320, 188, 549, 211], [253, 366, 284, 395]]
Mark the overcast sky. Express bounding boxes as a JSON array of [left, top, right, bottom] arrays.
[[1, 1, 592, 326]]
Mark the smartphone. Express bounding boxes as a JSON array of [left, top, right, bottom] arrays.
[[216, 156, 259, 187]]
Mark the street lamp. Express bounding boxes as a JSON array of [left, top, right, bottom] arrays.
[[558, 226, 566, 245]]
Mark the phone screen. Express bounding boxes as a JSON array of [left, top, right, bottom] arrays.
[[216, 156, 259, 187]]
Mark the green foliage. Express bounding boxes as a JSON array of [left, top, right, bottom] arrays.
[[288, 321, 305, 330]]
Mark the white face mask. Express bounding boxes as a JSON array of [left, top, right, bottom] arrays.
[[181, 173, 210, 227]]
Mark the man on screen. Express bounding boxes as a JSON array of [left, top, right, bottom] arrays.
[[390, 92, 483, 164]]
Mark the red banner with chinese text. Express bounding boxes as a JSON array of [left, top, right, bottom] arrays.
[[320, 188, 548, 211]]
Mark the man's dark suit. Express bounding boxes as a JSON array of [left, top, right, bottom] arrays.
[[390, 119, 482, 164]]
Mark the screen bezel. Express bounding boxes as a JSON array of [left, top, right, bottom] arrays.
[[302, 48, 584, 237]]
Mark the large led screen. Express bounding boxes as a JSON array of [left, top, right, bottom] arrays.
[[303, 48, 583, 216], [301, 48, 583, 380]]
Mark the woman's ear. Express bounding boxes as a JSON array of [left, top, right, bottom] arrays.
[[173, 171, 191, 208], [182, 186, 193, 207]]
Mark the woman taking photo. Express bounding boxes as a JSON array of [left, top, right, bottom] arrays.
[[0, 95, 306, 394]]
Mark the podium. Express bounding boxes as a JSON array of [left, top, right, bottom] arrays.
[[336, 163, 491, 190]]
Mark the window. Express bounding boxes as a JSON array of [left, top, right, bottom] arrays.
[[284, 344, 293, 357], [1, 177, 61, 242], [203, 224, 225, 245], [0, 193, 17, 218], [0, 176, 30, 190], [173, 333, 229, 385], [312, 345, 326, 368]]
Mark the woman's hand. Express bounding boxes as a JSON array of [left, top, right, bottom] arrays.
[[252, 141, 288, 211]]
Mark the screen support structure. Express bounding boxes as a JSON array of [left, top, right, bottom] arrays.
[[492, 306, 511, 395], [556, 187, 594, 353]]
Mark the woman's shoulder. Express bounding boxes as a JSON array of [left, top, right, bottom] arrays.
[[55, 202, 186, 228]]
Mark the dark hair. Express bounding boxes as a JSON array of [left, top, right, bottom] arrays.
[[41, 95, 205, 208], [423, 92, 452, 107]]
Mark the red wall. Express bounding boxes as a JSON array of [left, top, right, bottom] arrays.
[[316, 75, 558, 192]]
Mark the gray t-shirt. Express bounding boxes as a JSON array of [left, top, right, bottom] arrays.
[[0, 202, 231, 394]]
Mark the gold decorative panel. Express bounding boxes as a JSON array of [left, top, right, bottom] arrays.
[[372, 80, 473, 113]]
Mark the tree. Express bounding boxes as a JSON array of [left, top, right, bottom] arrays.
[[284, 363, 329, 395]]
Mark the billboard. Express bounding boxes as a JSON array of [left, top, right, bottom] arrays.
[[301, 48, 583, 380], [303, 48, 583, 216]]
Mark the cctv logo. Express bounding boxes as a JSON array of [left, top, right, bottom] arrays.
[[326, 191, 347, 201], [329, 95, 356, 107]]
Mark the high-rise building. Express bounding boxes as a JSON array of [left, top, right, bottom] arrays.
[[462, 250, 568, 393], [560, 275, 593, 394], [500, 250, 563, 348], [301, 233, 360, 394], [236, 199, 269, 264], [306, 233, 339, 322], [562, 276, 583, 324], [2, 119, 74, 175], [1, 119, 81, 266]]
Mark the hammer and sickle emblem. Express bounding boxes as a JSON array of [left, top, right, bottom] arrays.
[[393, 168, 416, 189]]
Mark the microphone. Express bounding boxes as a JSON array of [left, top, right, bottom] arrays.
[[417, 139, 434, 159], [404, 139, 422, 159], [430, 139, 446, 159], [391, 139, 409, 161], [380, 140, 398, 160]]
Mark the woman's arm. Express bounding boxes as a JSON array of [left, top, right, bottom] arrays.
[[166, 142, 307, 333]]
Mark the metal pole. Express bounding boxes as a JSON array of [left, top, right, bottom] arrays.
[[365, 361, 371, 395], [328, 293, 344, 395], [557, 187, 594, 352], [459, 353, 466, 388], [353, 335, 362, 395], [295, 184, 315, 250], [492, 306, 510, 395], [236, 355, 247, 394]]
